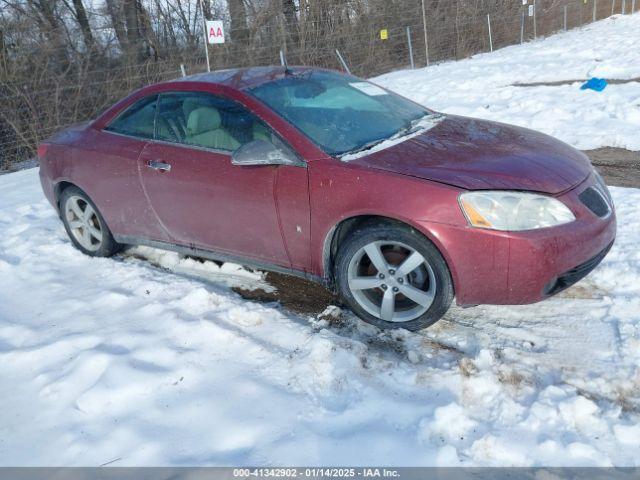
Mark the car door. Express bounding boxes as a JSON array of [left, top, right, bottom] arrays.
[[137, 90, 309, 269], [87, 94, 169, 242]]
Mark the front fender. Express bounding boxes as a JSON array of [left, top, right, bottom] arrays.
[[308, 159, 467, 286]]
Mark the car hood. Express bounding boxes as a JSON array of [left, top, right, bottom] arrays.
[[349, 115, 592, 194]]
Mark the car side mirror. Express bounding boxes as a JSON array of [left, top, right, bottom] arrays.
[[231, 139, 305, 168]]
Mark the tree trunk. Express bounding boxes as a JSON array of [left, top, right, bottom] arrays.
[[228, 0, 248, 43], [71, 0, 96, 52], [281, 0, 298, 48], [105, 0, 128, 52], [202, 0, 213, 21], [0, 29, 6, 74], [123, 0, 147, 60], [27, 0, 70, 67], [123, 0, 139, 52], [137, 0, 158, 60]]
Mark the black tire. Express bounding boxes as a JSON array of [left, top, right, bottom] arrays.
[[59, 186, 123, 257], [335, 221, 454, 331]]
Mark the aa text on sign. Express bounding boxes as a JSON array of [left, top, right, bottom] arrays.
[[206, 21, 225, 44]]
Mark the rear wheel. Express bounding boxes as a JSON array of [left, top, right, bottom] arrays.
[[335, 222, 454, 331], [60, 186, 122, 257]]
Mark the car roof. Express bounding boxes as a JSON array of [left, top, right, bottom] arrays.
[[171, 66, 329, 91]]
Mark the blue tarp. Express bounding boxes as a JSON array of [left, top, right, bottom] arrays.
[[580, 78, 608, 92]]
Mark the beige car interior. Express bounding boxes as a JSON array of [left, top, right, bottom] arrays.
[[185, 107, 241, 151], [185, 98, 274, 151], [154, 96, 275, 152]]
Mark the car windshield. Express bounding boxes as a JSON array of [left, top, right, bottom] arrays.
[[248, 70, 431, 157]]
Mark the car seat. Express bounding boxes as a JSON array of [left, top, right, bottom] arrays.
[[185, 107, 241, 151]]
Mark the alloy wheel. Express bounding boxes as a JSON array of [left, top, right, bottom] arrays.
[[347, 240, 437, 323], [64, 195, 103, 252]]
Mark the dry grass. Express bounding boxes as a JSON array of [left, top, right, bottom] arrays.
[[1, 0, 619, 171], [459, 357, 479, 377]]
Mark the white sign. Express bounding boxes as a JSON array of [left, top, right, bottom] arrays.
[[528, 4, 534, 16], [522, 0, 528, 4], [206, 20, 225, 44]]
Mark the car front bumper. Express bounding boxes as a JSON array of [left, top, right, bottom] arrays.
[[417, 174, 617, 306]]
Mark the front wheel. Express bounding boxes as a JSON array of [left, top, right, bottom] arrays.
[[60, 186, 122, 257], [335, 222, 454, 331]]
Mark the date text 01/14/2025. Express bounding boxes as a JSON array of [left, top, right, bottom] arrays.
[[233, 468, 400, 478]]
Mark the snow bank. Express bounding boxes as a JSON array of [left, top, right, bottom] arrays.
[[1, 14, 640, 467], [1, 168, 639, 467], [374, 13, 640, 151]]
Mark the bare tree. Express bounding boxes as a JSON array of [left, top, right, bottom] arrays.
[[228, 0, 248, 43], [0, 0, 616, 171], [64, 0, 96, 51], [104, 0, 128, 51], [202, 0, 213, 20], [123, 0, 141, 57], [281, 0, 298, 45], [137, 0, 158, 59], [1, 0, 70, 66], [0, 27, 6, 72], [169, 0, 199, 47]]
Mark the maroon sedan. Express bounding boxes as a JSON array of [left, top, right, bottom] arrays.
[[38, 67, 616, 330]]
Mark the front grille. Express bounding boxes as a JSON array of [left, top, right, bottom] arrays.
[[579, 186, 610, 218], [543, 241, 614, 296]]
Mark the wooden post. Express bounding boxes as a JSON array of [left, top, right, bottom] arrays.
[[198, 0, 211, 72], [487, 14, 493, 52], [421, 0, 430, 66], [406, 26, 415, 69], [533, 0, 537, 38]]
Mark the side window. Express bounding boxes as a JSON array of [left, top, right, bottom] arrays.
[[106, 95, 158, 139], [156, 92, 275, 152]]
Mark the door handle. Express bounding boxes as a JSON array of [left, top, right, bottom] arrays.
[[146, 160, 172, 172]]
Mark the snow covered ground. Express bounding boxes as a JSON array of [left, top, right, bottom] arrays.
[[1, 14, 640, 468], [375, 13, 640, 151], [1, 170, 639, 467]]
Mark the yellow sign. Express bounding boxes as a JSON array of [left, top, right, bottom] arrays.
[[380, 29, 388, 40]]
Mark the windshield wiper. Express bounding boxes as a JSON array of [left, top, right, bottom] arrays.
[[339, 113, 442, 158], [339, 138, 388, 157], [396, 113, 438, 137], [393, 123, 419, 139]]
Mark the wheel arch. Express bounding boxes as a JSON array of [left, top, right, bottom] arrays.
[[54, 180, 80, 209], [54, 181, 106, 230], [55, 180, 123, 257], [322, 214, 457, 294]]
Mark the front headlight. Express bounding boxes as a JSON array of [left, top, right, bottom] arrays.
[[593, 170, 613, 205], [459, 191, 575, 231]]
